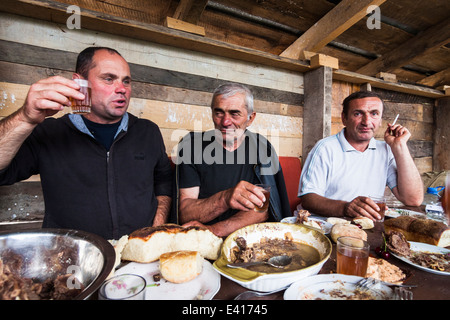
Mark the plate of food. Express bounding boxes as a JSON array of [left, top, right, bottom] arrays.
[[390, 241, 450, 276], [386, 208, 424, 218], [281, 211, 332, 234], [114, 258, 221, 300], [283, 274, 394, 300]]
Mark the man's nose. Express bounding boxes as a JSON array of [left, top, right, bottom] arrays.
[[361, 113, 369, 125], [221, 113, 232, 126], [115, 81, 126, 93]]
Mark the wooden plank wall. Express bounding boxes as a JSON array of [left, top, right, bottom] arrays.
[[331, 81, 434, 174], [0, 12, 304, 163]]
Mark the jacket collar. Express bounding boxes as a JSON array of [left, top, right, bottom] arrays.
[[68, 113, 129, 139]]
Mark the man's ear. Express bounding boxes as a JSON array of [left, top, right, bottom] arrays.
[[341, 111, 347, 127], [247, 112, 256, 126]]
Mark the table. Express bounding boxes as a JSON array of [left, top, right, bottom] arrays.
[[213, 211, 450, 300]]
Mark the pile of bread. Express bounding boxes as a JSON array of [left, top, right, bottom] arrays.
[[109, 224, 223, 284]]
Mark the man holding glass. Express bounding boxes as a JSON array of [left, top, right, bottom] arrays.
[[176, 83, 290, 237], [298, 91, 423, 221], [0, 47, 172, 239]]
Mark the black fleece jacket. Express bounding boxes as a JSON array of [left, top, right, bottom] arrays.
[[0, 113, 173, 239]]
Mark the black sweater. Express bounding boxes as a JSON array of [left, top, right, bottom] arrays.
[[0, 113, 173, 239]]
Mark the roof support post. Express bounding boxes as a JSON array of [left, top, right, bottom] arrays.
[[302, 66, 333, 161], [433, 97, 450, 171]]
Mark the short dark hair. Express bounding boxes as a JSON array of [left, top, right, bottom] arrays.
[[342, 91, 383, 116], [75, 47, 123, 78]]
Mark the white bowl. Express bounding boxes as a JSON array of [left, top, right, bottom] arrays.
[[213, 222, 332, 292]]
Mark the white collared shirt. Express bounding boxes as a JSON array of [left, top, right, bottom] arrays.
[[298, 129, 397, 201]]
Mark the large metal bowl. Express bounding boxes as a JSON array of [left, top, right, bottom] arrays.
[[213, 222, 332, 292], [0, 228, 116, 300]]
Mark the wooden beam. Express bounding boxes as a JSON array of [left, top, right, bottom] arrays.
[[417, 67, 450, 88], [433, 97, 450, 171], [165, 16, 206, 36], [357, 17, 450, 76], [333, 69, 445, 99], [173, 0, 208, 25], [310, 54, 339, 69], [280, 0, 386, 60], [0, 0, 310, 74], [303, 67, 333, 159]]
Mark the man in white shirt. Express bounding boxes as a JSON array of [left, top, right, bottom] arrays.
[[298, 91, 423, 221]]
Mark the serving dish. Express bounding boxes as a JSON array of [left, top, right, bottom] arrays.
[[386, 208, 424, 218], [0, 228, 116, 300], [390, 241, 450, 276], [213, 222, 332, 292], [114, 260, 220, 300], [284, 274, 394, 300]]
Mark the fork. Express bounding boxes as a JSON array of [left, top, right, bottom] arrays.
[[356, 277, 417, 291], [234, 289, 282, 300], [394, 287, 413, 300]]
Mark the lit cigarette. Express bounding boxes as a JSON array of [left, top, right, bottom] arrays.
[[392, 114, 399, 126]]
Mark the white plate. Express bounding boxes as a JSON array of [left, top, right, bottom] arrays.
[[283, 274, 394, 300], [391, 241, 450, 276], [386, 208, 425, 218], [280, 216, 332, 234], [115, 260, 220, 300]]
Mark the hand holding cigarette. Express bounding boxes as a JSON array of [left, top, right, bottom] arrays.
[[384, 113, 411, 145]]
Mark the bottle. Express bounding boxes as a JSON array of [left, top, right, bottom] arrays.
[[424, 186, 445, 221], [443, 173, 449, 225]]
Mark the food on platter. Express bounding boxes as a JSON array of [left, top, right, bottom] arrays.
[[385, 231, 411, 257], [121, 224, 223, 263], [386, 231, 450, 274], [159, 251, 204, 283], [0, 257, 83, 300], [229, 235, 320, 273], [284, 274, 393, 300], [296, 210, 311, 223], [352, 217, 374, 230], [330, 223, 367, 243], [295, 210, 323, 231], [409, 251, 450, 273], [366, 257, 406, 284], [327, 217, 351, 226], [384, 216, 450, 247]]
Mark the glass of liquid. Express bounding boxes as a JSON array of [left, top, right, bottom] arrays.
[[70, 79, 91, 114], [336, 236, 370, 277], [254, 184, 271, 213]]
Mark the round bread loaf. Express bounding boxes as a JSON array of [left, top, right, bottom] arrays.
[[331, 223, 367, 243], [159, 251, 203, 283], [326, 217, 350, 226], [352, 217, 374, 229], [121, 224, 223, 263]]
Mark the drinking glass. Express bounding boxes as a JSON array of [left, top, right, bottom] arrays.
[[336, 236, 370, 277]]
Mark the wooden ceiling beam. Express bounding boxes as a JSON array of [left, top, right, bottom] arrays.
[[280, 0, 386, 60], [173, 0, 208, 25], [357, 17, 450, 76], [417, 67, 450, 88]]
